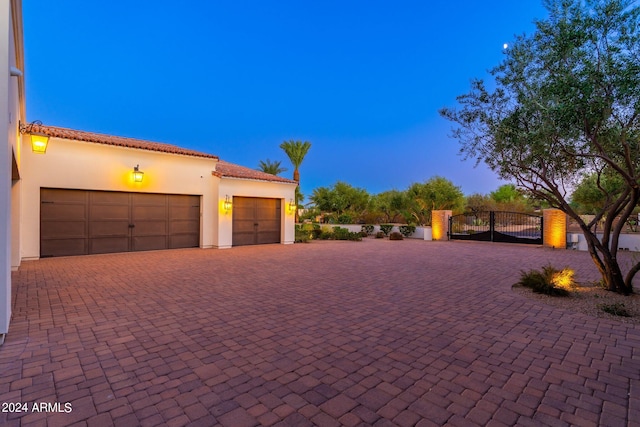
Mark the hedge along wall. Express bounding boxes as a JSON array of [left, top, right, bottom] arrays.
[[320, 224, 433, 240]]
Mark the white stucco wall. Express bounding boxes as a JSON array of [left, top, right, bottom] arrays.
[[20, 136, 219, 259], [1, 1, 12, 335], [216, 178, 297, 248], [568, 232, 640, 252], [2, 0, 24, 335], [8, 11, 21, 272]]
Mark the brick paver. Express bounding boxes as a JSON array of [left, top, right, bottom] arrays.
[[1, 239, 639, 426]]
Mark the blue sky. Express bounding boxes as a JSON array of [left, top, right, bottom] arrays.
[[23, 1, 548, 201]]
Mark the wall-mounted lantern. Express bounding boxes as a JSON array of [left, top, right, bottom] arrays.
[[223, 195, 232, 212], [288, 199, 297, 214], [133, 165, 144, 182], [20, 120, 50, 154]]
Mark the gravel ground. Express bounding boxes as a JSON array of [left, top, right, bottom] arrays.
[[513, 282, 640, 324]]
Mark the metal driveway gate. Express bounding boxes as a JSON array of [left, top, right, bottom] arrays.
[[448, 211, 543, 245]]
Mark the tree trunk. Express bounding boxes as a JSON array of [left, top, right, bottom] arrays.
[[583, 229, 633, 295], [601, 257, 632, 295]]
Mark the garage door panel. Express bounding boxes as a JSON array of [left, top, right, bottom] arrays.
[[90, 205, 129, 221], [89, 221, 130, 237], [90, 237, 129, 254], [257, 200, 279, 216], [169, 195, 199, 206], [257, 231, 280, 244], [133, 236, 167, 252], [233, 232, 256, 246], [170, 206, 200, 220], [41, 203, 87, 220], [133, 220, 168, 235], [170, 220, 199, 234], [233, 220, 256, 233], [41, 188, 86, 203], [41, 239, 88, 257], [170, 234, 199, 249], [134, 193, 166, 204], [133, 206, 167, 220], [41, 221, 87, 239], [91, 191, 129, 204]]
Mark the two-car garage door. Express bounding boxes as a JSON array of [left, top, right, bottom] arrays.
[[40, 188, 200, 257]]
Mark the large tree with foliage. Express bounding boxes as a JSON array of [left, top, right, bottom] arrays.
[[370, 190, 410, 223], [406, 176, 465, 225], [490, 184, 535, 212], [440, 0, 640, 294], [310, 181, 370, 222]]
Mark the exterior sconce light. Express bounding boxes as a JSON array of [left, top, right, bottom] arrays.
[[133, 165, 144, 182], [20, 120, 50, 154], [288, 199, 296, 214], [223, 195, 232, 212]]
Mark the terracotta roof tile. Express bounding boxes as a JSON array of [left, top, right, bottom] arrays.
[[26, 124, 218, 159], [215, 161, 297, 184]]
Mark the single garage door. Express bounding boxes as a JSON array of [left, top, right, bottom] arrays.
[[232, 197, 281, 246], [40, 188, 200, 257]]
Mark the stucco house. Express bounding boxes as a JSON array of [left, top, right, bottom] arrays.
[[1, 0, 296, 338]]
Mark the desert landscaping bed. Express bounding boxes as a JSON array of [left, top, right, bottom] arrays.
[[513, 282, 640, 324]]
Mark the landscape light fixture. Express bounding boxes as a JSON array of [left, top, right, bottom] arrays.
[[224, 195, 232, 212], [133, 165, 144, 182], [20, 120, 49, 154]]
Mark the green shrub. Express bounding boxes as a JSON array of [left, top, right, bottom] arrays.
[[517, 265, 573, 296], [375, 231, 385, 239], [311, 223, 322, 239], [361, 225, 375, 236], [295, 223, 322, 242], [295, 226, 311, 243], [329, 227, 363, 241], [389, 232, 404, 240], [333, 226, 350, 240], [398, 225, 416, 237], [599, 302, 631, 317], [337, 214, 353, 224], [380, 224, 394, 236]]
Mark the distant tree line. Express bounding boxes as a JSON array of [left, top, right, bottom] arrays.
[[300, 178, 542, 225]]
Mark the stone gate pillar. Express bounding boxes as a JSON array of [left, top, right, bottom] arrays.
[[431, 210, 452, 241], [543, 209, 566, 248]]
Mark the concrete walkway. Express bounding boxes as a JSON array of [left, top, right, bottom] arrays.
[[1, 240, 638, 426]]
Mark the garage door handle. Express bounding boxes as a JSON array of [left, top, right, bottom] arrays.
[[129, 224, 135, 228]]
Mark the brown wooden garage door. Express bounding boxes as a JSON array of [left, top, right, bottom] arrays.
[[40, 188, 200, 257], [232, 197, 281, 246]]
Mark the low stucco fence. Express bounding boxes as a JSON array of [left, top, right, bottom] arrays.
[[567, 232, 640, 252]]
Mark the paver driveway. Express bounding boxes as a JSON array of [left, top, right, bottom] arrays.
[[1, 239, 639, 426]]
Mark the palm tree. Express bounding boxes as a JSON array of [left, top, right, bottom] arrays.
[[280, 140, 311, 183], [257, 159, 287, 175], [280, 140, 311, 222]]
